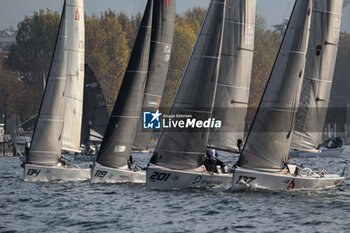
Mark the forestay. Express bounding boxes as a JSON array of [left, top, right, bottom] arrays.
[[133, 0, 176, 151], [27, 2, 67, 166], [208, 0, 256, 152], [62, 0, 85, 152], [150, 0, 226, 170], [291, 0, 343, 152], [96, 0, 153, 168], [237, 0, 312, 172], [81, 64, 110, 144]]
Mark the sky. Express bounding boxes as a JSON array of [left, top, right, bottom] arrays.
[[0, 0, 349, 31]]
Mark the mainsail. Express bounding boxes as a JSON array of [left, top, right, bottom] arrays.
[[150, 0, 226, 170], [237, 0, 312, 172], [62, 0, 85, 152], [132, 0, 176, 151], [27, 1, 67, 166], [96, 0, 153, 168], [208, 0, 256, 152], [291, 0, 344, 152], [81, 64, 110, 144]]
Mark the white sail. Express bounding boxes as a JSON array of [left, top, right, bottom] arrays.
[[62, 0, 85, 152], [27, 2, 67, 166], [291, 0, 344, 152]]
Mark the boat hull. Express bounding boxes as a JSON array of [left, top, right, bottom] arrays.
[[290, 147, 344, 158], [24, 163, 90, 182], [90, 162, 146, 183], [231, 167, 344, 191], [146, 165, 232, 191]]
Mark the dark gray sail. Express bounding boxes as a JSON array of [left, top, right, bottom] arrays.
[[132, 0, 176, 151], [150, 0, 226, 170], [208, 0, 256, 152], [291, 0, 343, 152], [81, 64, 110, 145], [96, 0, 153, 168], [237, 0, 312, 172], [27, 2, 67, 166]]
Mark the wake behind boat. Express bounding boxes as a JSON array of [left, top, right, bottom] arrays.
[[24, 0, 90, 182], [231, 0, 344, 192]]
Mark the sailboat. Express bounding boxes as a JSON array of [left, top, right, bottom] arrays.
[[91, 0, 176, 183], [208, 0, 256, 153], [132, 0, 176, 152], [146, 0, 230, 191], [231, 0, 344, 191], [290, 0, 344, 158], [24, 0, 90, 181], [73, 64, 110, 161], [81, 64, 109, 145]]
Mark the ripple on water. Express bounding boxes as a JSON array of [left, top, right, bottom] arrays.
[[1, 154, 350, 232]]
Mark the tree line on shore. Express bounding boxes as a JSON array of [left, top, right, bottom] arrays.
[[1, 7, 349, 130]]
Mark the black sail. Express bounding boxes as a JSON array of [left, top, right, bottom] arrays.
[[27, 1, 67, 166], [208, 0, 256, 152], [238, 0, 312, 172], [150, 0, 226, 170], [96, 0, 153, 168], [132, 0, 176, 151], [81, 64, 110, 145]]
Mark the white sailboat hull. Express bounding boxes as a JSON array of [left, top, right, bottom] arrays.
[[24, 163, 90, 182], [290, 147, 344, 158], [90, 162, 145, 183], [146, 165, 232, 191], [231, 167, 344, 191]]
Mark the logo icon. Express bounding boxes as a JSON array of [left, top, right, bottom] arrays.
[[75, 8, 80, 20], [192, 175, 202, 184], [143, 110, 162, 129]]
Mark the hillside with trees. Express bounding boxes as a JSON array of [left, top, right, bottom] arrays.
[[1, 7, 350, 130]]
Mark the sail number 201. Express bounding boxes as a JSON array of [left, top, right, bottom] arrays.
[[149, 172, 171, 181]]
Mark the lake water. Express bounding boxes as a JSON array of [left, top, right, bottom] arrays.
[[1, 149, 350, 232]]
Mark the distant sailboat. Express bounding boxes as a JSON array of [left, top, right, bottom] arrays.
[[90, 0, 155, 183], [290, 0, 344, 158], [24, 0, 90, 181], [231, 0, 344, 191], [132, 0, 176, 152], [208, 0, 256, 153], [81, 64, 109, 145], [146, 0, 230, 191]]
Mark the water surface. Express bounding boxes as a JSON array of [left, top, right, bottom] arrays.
[[1, 149, 350, 232]]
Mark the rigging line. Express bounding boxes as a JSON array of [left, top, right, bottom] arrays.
[[281, 0, 293, 27]]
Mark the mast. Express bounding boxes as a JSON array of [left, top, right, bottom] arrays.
[[96, 0, 154, 168], [132, 0, 176, 151], [291, 0, 344, 152], [62, 0, 85, 153], [208, 0, 256, 152], [150, 0, 226, 170], [237, 0, 312, 172], [27, 1, 67, 166], [81, 64, 110, 145]]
